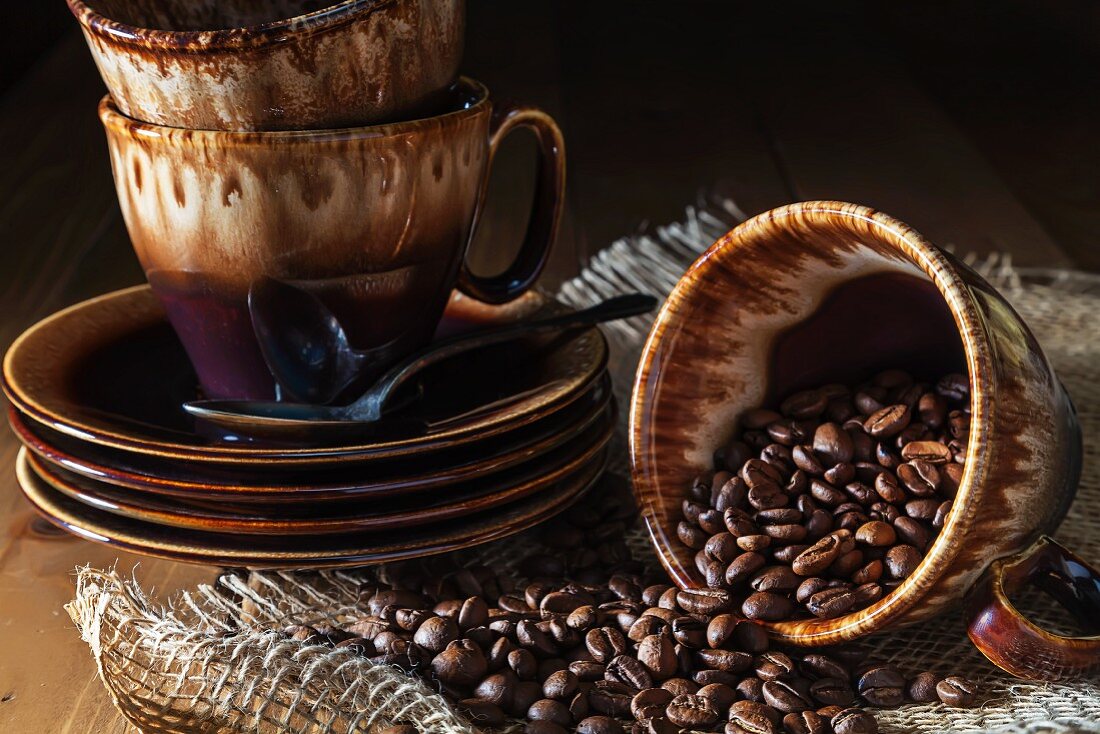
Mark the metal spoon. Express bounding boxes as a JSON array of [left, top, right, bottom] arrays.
[[184, 293, 656, 441], [248, 276, 404, 405]]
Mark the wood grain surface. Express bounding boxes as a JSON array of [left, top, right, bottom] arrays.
[[0, 1, 1088, 730]]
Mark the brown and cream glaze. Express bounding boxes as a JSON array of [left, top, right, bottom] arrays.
[[99, 78, 565, 399], [630, 202, 1081, 652], [68, 0, 464, 130]]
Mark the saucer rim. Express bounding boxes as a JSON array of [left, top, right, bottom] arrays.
[[3, 285, 608, 465]]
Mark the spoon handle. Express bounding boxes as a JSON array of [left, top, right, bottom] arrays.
[[354, 293, 657, 416]]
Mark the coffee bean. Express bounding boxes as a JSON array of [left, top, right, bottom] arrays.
[[629, 615, 668, 643], [808, 677, 854, 706], [432, 639, 488, 687], [782, 710, 828, 734], [695, 669, 740, 687], [475, 672, 516, 707], [831, 707, 878, 734], [755, 652, 796, 681], [707, 533, 742, 564], [541, 669, 578, 700], [773, 544, 810, 564], [854, 521, 896, 547], [678, 588, 735, 615], [737, 677, 765, 703], [519, 620, 559, 657], [698, 682, 738, 712], [900, 441, 951, 464], [810, 479, 847, 507], [727, 552, 768, 585], [635, 633, 678, 680], [796, 578, 828, 604], [632, 687, 674, 720], [459, 698, 506, 726], [604, 655, 653, 690], [695, 648, 753, 673], [706, 614, 737, 649], [728, 700, 780, 734], [677, 521, 708, 549], [792, 534, 843, 576], [763, 680, 812, 713], [806, 588, 856, 619], [733, 620, 771, 654], [936, 675, 977, 707], [585, 626, 629, 663], [575, 716, 623, 734], [666, 694, 720, 728], [851, 560, 883, 585], [742, 592, 793, 621], [661, 677, 699, 696], [589, 681, 633, 717], [857, 666, 905, 706], [892, 517, 929, 550], [413, 616, 458, 654], [528, 698, 572, 727], [812, 423, 855, 465], [904, 499, 940, 521], [670, 616, 707, 649], [513, 680, 544, 716], [744, 408, 784, 429], [864, 405, 910, 438], [933, 501, 952, 528], [906, 672, 940, 702], [884, 545, 922, 579], [569, 660, 606, 682], [799, 654, 849, 681], [526, 721, 567, 734], [751, 566, 802, 593]]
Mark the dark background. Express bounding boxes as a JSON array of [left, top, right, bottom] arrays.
[[2, 0, 1097, 330]]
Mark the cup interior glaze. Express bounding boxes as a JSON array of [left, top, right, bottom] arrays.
[[99, 78, 566, 402], [68, 0, 464, 130], [630, 201, 1079, 646]]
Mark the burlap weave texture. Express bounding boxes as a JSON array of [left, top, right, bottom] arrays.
[[68, 201, 1100, 733]]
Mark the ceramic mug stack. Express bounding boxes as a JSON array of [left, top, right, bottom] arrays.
[[0, 0, 606, 567]]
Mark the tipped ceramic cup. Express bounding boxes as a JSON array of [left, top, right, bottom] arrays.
[[630, 201, 1092, 680], [99, 77, 565, 401], [68, 0, 464, 130]]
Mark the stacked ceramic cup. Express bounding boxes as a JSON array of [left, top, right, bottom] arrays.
[[2, 0, 610, 567]]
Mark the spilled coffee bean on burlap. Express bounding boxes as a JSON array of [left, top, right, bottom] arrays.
[[277, 469, 976, 734], [678, 370, 968, 622]]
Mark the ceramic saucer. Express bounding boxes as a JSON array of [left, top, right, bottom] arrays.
[[16, 447, 608, 567], [3, 285, 608, 466], [9, 376, 612, 502]]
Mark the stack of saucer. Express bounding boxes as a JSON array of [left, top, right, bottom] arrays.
[[4, 286, 613, 567]]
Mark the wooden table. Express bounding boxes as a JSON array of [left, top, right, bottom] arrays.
[[0, 2, 1092, 730]]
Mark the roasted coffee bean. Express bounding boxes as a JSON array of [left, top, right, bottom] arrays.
[[733, 620, 770, 654], [475, 672, 516, 707], [606, 654, 654, 690], [695, 648, 753, 673], [413, 617, 458, 654], [635, 717, 680, 734], [670, 616, 707, 649], [432, 639, 488, 687], [792, 444, 826, 475], [884, 545, 922, 579], [528, 698, 573, 727], [773, 544, 810, 564], [782, 711, 828, 734], [738, 534, 773, 552], [728, 700, 780, 734], [857, 666, 905, 706], [742, 592, 793, 621], [716, 478, 750, 512], [809, 479, 847, 507], [632, 687, 675, 720], [541, 669, 578, 700], [864, 405, 910, 438], [508, 648, 538, 679], [906, 672, 939, 702], [589, 681, 633, 717], [518, 620, 559, 657], [854, 521, 896, 547], [937, 374, 969, 400], [698, 682, 738, 712], [900, 441, 951, 464], [904, 498, 940, 521], [936, 675, 977, 707], [806, 588, 856, 619], [513, 681, 544, 717], [577, 716, 624, 734], [677, 521, 709, 550], [799, 654, 848, 681], [809, 677, 855, 706], [666, 694, 720, 728], [586, 627, 629, 663], [629, 615, 668, 643], [706, 533, 742, 564], [795, 578, 829, 605], [751, 566, 802, 593], [569, 660, 606, 682], [755, 652, 796, 681], [541, 590, 589, 615], [635, 633, 678, 680], [851, 560, 883, 585], [831, 707, 878, 734], [726, 552, 768, 585], [737, 677, 765, 703], [763, 680, 812, 713], [892, 517, 930, 550], [792, 534, 843, 576], [460, 698, 506, 726], [677, 588, 735, 615], [567, 605, 599, 631], [694, 669, 740, 687], [812, 423, 855, 465], [933, 501, 952, 528], [831, 549, 864, 577], [699, 509, 727, 535], [706, 614, 737, 649], [526, 722, 567, 734], [643, 585, 672, 607], [661, 677, 699, 696]]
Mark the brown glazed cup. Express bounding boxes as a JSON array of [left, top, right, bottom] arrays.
[[68, 0, 464, 130], [630, 201, 1094, 679], [100, 77, 565, 400]]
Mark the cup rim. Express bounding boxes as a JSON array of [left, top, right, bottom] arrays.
[[629, 200, 997, 644], [98, 77, 489, 141], [67, 0, 391, 52]]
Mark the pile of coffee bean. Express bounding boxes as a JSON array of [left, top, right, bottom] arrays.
[[270, 476, 977, 734], [676, 370, 970, 622]]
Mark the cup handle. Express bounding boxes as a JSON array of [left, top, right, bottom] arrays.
[[966, 535, 1100, 680], [457, 103, 566, 304]]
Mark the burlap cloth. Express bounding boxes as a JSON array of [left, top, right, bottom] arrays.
[[67, 201, 1100, 733]]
